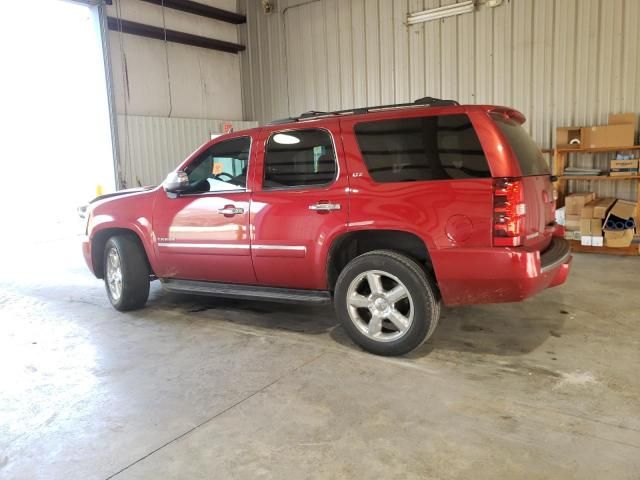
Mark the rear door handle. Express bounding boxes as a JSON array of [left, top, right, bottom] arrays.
[[218, 206, 244, 216], [309, 202, 341, 212]]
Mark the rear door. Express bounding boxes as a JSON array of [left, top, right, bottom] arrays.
[[250, 122, 349, 290], [491, 114, 554, 250]]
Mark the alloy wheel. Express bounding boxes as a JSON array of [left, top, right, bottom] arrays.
[[345, 270, 414, 342], [106, 247, 123, 301]]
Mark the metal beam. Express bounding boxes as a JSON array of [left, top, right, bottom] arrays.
[[106, 17, 245, 54], [138, 0, 245, 24]]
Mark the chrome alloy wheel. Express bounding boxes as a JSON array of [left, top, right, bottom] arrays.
[[346, 270, 414, 342], [106, 247, 123, 301]]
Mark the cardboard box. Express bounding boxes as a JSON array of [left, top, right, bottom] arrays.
[[557, 114, 637, 149], [610, 159, 639, 177], [604, 229, 634, 248], [565, 214, 581, 231], [580, 218, 603, 235], [581, 124, 635, 148], [609, 112, 637, 145], [609, 200, 637, 220], [592, 198, 616, 219], [565, 192, 596, 215], [608, 112, 636, 127], [563, 230, 581, 240], [592, 236, 604, 247], [557, 127, 582, 148], [580, 235, 593, 246], [581, 200, 599, 218]]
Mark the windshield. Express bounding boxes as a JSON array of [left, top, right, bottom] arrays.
[[492, 114, 549, 176]]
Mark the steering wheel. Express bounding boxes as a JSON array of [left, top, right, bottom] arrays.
[[209, 172, 234, 182]]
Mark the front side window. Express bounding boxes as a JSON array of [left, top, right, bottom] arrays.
[[183, 136, 251, 193], [263, 129, 337, 189], [354, 114, 491, 183]]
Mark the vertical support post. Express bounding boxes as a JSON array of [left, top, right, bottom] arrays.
[[96, 3, 122, 190]]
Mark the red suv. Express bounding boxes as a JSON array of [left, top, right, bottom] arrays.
[[82, 98, 571, 356]]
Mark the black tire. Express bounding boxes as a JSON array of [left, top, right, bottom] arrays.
[[103, 235, 150, 311], [334, 250, 440, 356]]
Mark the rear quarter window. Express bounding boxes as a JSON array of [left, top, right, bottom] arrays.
[[491, 114, 549, 176], [354, 114, 491, 183]]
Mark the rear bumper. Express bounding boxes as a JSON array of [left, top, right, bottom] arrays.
[[432, 237, 572, 306]]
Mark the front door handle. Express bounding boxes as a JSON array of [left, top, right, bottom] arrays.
[[218, 205, 244, 216], [309, 202, 341, 212]]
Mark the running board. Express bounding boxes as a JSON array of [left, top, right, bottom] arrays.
[[161, 279, 332, 305]]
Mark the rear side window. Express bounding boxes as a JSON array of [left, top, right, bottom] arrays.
[[264, 129, 336, 189], [492, 115, 549, 176], [354, 114, 491, 183]]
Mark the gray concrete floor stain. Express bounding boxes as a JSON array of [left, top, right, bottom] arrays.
[[0, 235, 639, 479]]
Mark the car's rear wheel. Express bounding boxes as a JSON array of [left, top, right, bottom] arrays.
[[334, 250, 440, 356], [103, 235, 150, 311]]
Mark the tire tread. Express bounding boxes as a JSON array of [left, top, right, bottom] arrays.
[[104, 235, 150, 311]]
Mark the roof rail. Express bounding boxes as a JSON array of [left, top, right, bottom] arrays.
[[267, 97, 459, 125]]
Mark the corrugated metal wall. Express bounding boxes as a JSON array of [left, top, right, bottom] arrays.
[[106, 0, 248, 189], [239, 0, 640, 201], [116, 115, 257, 187]]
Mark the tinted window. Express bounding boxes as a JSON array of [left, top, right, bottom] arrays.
[[492, 115, 549, 176], [354, 114, 491, 183], [264, 129, 336, 189], [184, 137, 250, 193]]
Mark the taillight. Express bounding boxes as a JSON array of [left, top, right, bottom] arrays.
[[493, 177, 526, 246]]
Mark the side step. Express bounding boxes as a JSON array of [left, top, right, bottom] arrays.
[[161, 279, 332, 305]]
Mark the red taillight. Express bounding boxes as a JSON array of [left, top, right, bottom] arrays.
[[493, 177, 526, 246]]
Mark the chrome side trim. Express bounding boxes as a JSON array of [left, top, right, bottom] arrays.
[[158, 243, 250, 249], [158, 243, 306, 250], [157, 243, 306, 252], [252, 245, 306, 251]]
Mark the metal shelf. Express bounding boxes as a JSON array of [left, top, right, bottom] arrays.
[[554, 145, 639, 256], [556, 145, 640, 153]]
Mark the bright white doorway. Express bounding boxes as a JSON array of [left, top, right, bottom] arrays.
[[0, 0, 115, 240]]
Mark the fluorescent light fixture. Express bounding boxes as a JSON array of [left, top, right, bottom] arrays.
[[273, 133, 300, 145], [407, 1, 474, 25]]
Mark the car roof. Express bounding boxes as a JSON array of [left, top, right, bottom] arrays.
[[207, 100, 524, 145], [264, 101, 524, 129]]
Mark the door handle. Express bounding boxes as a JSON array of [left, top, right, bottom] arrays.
[[309, 202, 341, 212], [218, 206, 244, 216]]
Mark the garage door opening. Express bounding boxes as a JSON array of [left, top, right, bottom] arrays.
[[0, 0, 115, 240]]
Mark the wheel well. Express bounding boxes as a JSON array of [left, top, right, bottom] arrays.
[[91, 228, 152, 279], [327, 230, 432, 290]]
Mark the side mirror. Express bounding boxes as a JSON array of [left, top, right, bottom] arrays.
[[163, 170, 189, 193]]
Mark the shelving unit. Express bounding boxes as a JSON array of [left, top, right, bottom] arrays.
[[553, 145, 640, 256]]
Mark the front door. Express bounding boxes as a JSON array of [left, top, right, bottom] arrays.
[[152, 135, 256, 284], [250, 123, 349, 290]]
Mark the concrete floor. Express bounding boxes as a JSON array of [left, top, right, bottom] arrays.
[[1, 234, 639, 480]]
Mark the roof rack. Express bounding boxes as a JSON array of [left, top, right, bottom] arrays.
[[268, 97, 459, 125]]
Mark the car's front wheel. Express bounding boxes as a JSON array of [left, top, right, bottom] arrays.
[[103, 235, 150, 311], [334, 250, 440, 356]]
